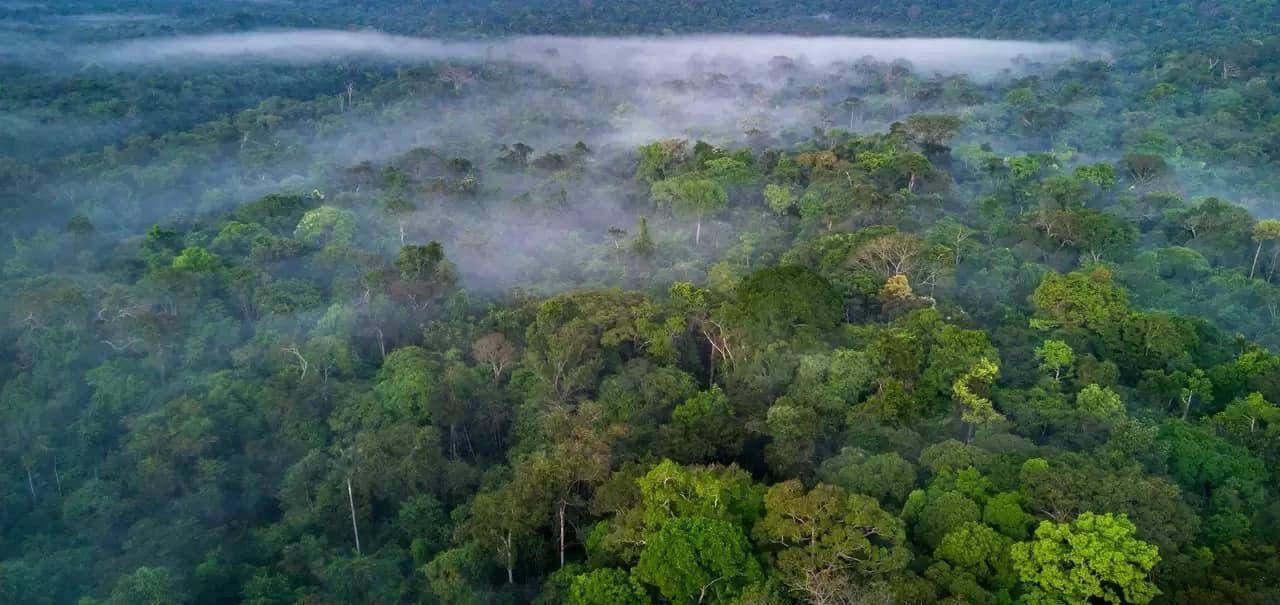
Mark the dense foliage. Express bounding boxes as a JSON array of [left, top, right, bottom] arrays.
[[2, 2, 1280, 605]]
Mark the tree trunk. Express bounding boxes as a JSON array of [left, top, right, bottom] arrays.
[[24, 465, 35, 505], [558, 500, 567, 568], [695, 220, 702, 247], [707, 349, 715, 388], [1250, 242, 1262, 279], [505, 530, 515, 584], [347, 477, 362, 555], [1182, 395, 1192, 420]]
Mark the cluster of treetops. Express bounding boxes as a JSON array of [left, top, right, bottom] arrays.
[[3, 109, 1280, 605]]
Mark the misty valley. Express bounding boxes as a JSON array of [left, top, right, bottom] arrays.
[[1, 1, 1279, 605]]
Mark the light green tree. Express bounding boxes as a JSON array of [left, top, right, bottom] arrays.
[[1034, 340, 1074, 382], [1077, 384, 1125, 419], [952, 357, 1002, 442], [568, 568, 651, 605], [1010, 512, 1160, 605], [651, 177, 728, 246], [763, 183, 795, 215]]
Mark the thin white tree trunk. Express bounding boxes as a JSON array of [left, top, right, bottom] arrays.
[[347, 477, 362, 555], [1250, 242, 1262, 279]]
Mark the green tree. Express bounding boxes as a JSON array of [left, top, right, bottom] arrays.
[[634, 517, 762, 605], [1030, 268, 1128, 331], [952, 357, 1002, 442], [105, 567, 183, 605], [651, 177, 728, 246], [568, 568, 651, 605], [663, 386, 741, 461], [635, 460, 762, 530], [1076, 384, 1125, 419], [817, 449, 917, 507], [1249, 219, 1280, 280], [935, 522, 1016, 590], [735, 265, 841, 344], [763, 183, 796, 216], [755, 481, 910, 602], [1035, 340, 1075, 382], [904, 489, 982, 549], [371, 346, 437, 425], [903, 114, 965, 154], [1010, 512, 1160, 605]]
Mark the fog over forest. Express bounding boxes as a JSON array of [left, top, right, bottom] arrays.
[[1, 3, 1279, 605]]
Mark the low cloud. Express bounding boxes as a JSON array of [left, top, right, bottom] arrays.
[[23, 29, 1115, 291], [88, 30, 1100, 81]]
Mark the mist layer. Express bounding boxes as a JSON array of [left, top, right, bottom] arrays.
[[88, 30, 1098, 80]]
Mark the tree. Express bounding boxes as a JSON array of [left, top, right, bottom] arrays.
[[1178, 369, 1212, 420], [904, 489, 982, 549], [952, 357, 1002, 442], [630, 216, 657, 262], [471, 332, 517, 381], [294, 206, 356, 258], [569, 568, 652, 605], [1076, 384, 1125, 419], [372, 346, 436, 425], [424, 545, 487, 605], [464, 480, 542, 584], [735, 265, 841, 344], [755, 481, 910, 603], [523, 289, 667, 402], [853, 232, 925, 280], [651, 177, 728, 246], [1030, 268, 1128, 330], [983, 492, 1034, 540], [391, 242, 458, 311], [817, 449, 917, 508], [635, 460, 763, 530], [438, 66, 475, 92], [763, 183, 796, 215], [764, 401, 819, 477], [1119, 154, 1171, 186], [634, 517, 762, 605], [1035, 340, 1074, 382], [664, 387, 741, 462], [903, 114, 965, 154], [241, 572, 293, 605], [105, 567, 184, 605], [1010, 512, 1161, 605], [636, 139, 687, 183], [1211, 392, 1279, 456], [1248, 219, 1280, 279], [1160, 420, 1267, 513], [934, 522, 1016, 590]]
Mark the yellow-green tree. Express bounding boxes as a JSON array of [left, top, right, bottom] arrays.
[[1010, 512, 1160, 605]]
